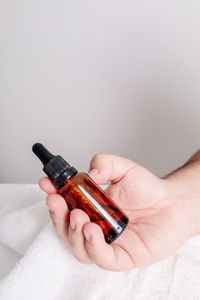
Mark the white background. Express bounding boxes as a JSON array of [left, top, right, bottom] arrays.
[[1, 0, 200, 183]]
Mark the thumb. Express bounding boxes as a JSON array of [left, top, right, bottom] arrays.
[[88, 153, 136, 185]]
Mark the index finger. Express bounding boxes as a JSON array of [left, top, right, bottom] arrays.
[[39, 177, 57, 194], [88, 153, 136, 185]]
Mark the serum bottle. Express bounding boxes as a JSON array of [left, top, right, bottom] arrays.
[[32, 143, 129, 244]]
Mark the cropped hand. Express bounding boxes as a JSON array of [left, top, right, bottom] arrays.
[[39, 154, 197, 271]]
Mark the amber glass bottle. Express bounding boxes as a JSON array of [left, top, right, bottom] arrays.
[[32, 143, 129, 244]]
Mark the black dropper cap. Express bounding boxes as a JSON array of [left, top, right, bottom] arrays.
[[32, 143, 78, 188]]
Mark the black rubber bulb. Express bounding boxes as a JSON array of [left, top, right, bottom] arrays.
[[32, 143, 55, 165]]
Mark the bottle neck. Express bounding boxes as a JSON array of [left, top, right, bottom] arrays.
[[51, 166, 78, 189]]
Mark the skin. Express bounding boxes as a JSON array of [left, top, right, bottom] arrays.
[[39, 151, 200, 272]]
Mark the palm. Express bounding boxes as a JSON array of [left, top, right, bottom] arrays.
[[105, 166, 193, 267]]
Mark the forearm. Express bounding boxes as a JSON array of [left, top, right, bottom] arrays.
[[164, 150, 200, 236]]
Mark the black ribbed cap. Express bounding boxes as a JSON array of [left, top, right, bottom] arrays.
[[32, 143, 77, 188]]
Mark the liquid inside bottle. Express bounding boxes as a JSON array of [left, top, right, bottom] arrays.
[[59, 172, 129, 244]]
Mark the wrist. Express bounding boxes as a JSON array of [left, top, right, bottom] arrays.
[[164, 165, 200, 237]]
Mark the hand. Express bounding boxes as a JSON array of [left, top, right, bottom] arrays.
[[39, 154, 197, 271]]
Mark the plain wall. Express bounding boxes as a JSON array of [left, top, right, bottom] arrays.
[[1, 0, 200, 183]]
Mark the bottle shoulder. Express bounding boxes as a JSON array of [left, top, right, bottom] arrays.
[[75, 171, 88, 178], [69, 171, 89, 184]]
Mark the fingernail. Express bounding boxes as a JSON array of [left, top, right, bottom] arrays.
[[46, 205, 54, 213], [83, 229, 90, 242], [89, 168, 99, 176], [70, 215, 76, 230]]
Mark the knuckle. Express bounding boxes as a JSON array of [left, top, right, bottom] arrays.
[[90, 153, 106, 169], [68, 229, 83, 245], [92, 153, 104, 163], [68, 233, 76, 244], [86, 247, 97, 259], [46, 195, 55, 207], [73, 253, 90, 264], [68, 238, 92, 264]]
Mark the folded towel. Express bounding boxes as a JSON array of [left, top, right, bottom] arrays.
[[0, 184, 200, 300]]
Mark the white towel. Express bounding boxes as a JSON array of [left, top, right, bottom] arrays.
[[0, 184, 200, 300]]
